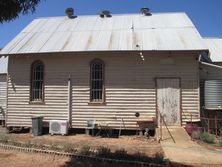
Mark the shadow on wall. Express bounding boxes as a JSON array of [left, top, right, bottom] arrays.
[[0, 106, 5, 119]]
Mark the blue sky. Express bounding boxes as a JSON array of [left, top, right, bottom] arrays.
[[0, 0, 222, 48]]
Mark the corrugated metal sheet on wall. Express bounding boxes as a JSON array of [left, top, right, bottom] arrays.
[[1, 13, 207, 55], [199, 63, 222, 109]]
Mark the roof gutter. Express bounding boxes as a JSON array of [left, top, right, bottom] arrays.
[[0, 49, 208, 57], [199, 61, 222, 69], [198, 50, 222, 69]]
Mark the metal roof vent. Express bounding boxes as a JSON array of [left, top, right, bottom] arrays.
[[65, 7, 75, 19], [140, 7, 151, 16], [100, 10, 111, 18]]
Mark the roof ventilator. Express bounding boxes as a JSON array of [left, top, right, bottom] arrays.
[[100, 10, 111, 18], [65, 7, 76, 19], [140, 7, 151, 16]]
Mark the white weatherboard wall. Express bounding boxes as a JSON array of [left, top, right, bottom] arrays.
[[0, 74, 7, 120], [7, 52, 200, 129], [0, 57, 8, 74]]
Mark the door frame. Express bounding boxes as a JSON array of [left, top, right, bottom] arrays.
[[155, 77, 182, 126]]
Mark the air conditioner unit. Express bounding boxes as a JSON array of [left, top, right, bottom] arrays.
[[49, 120, 69, 135]]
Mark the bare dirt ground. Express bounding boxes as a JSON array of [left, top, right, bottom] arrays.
[[160, 127, 222, 166], [1, 131, 162, 156], [0, 148, 69, 167], [194, 139, 222, 151], [0, 129, 164, 167], [0, 148, 163, 167]]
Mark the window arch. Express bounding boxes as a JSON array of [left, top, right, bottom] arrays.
[[90, 59, 105, 102], [30, 60, 44, 102]]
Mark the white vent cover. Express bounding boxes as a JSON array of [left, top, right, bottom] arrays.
[[49, 120, 69, 135]]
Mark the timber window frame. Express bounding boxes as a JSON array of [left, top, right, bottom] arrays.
[[90, 59, 105, 103], [30, 60, 44, 103]]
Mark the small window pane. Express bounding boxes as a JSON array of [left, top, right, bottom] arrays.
[[31, 61, 44, 102], [90, 60, 104, 102]]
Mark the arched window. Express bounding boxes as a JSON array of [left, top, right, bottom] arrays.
[[31, 60, 44, 102], [90, 59, 105, 102]]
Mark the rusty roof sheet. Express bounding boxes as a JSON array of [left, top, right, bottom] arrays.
[[203, 37, 222, 62], [0, 12, 207, 55]]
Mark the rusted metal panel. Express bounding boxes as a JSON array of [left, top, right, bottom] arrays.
[[203, 38, 222, 62], [157, 78, 181, 126], [1, 13, 207, 55]]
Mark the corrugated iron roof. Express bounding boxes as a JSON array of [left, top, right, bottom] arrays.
[[0, 12, 207, 55], [203, 37, 222, 62]]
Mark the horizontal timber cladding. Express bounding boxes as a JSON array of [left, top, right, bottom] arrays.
[[7, 51, 200, 129], [0, 74, 7, 120]]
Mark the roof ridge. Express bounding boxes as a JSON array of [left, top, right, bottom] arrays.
[[35, 12, 187, 19]]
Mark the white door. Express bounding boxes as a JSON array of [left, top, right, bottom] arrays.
[[157, 78, 180, 126]]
